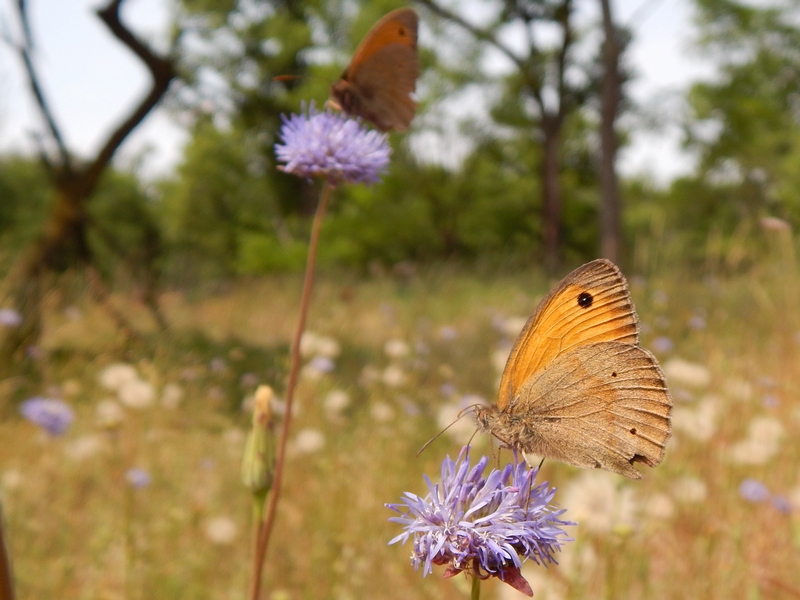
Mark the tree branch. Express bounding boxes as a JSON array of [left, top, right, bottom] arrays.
[[84, 0, 175, 191], [14, 0, 72, 173], [415, 0, 525, 71]]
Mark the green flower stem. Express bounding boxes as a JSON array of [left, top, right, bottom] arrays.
[[471, 575, 481, 600], [248, 181, 333, 600]]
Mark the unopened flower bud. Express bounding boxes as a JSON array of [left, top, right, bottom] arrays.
[[241, 386, 276, 495]]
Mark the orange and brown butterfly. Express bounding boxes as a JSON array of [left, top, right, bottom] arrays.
[[476, 259, 672, 479], [328, 8, 419, 132]]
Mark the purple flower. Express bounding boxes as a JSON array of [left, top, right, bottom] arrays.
[[0, 309, 22, 327], [126, 468, 151, 489], [771, 495, 792, 514], [739, 478, 770, 503], [275, 102, 391, 185], [308, 356, 335, 373], [651, 336, 674, 354], [19, 397, 74, 436], [762, 394, 780, 408], [688, 315, 707, 330], [439, 382, 457, 398], [387, 448, 573, 597]]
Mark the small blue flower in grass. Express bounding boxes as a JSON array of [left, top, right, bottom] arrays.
[[20, 397, 74, 436], [126, 468, 151, 489], [275, 102, 391, 185], [739, 478, 770, 503], [387, 448, 574, 597]]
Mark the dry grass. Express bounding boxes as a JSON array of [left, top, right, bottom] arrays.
[[2, 245, 800, 599]]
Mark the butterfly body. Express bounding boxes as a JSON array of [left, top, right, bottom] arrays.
[[329, 8, 419, 131], [477, 259, 672, 479]]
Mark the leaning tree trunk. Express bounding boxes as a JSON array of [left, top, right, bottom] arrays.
[[0, 0, 174, 371]]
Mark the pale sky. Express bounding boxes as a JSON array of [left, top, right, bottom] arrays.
[[0, 0, 714, 184]]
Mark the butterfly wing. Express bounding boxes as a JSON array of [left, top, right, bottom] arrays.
[[330, 8, 419, 131], [338, 44, 418, 131], [346, 8, 418, 77], [504, 341, 672, 479], [496, 259, 639, 410]]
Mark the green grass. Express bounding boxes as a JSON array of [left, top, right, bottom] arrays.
[[2, 247, 800, 599]]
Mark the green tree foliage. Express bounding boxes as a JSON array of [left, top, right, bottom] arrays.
[[0, 155, 160, 288], [680, 0, 800, 238], [0, 157, 52, 270], [162, 0, 616, 276]]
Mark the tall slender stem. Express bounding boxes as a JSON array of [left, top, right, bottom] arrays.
[[248, 181, 333, 600], [0, 503, 15, 600]]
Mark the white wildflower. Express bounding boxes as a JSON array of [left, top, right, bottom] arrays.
[[382, 364, 406, 388], [323, 389, 350, 418], [98, 363, 139, 392], [370, 401, 395, 423], [644, 493, 676, 521], [1, 470, 23, 492], [436, 400, 478, 445], [672, 395, 719, 442], [562, 471, 638, 534], [300, 331, 340, 359], [64, 434, 106, 462], [729, 415, 784, 465], [161, 383, 184, 409], [492, 347, 511, 375], [292, 428, 325, 455], [96, 399, 125, 429], [204, 516, 238, 545], [118, 379, 155, 409], [749, 416, 784, 445], [671, 476, 707, 503], [663, 358, 711, 389], [500, 316, 528, 339], [724, 378, 754, 402], [384, 338, 410, 359]]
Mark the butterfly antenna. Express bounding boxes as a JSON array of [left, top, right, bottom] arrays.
[[416, 407, 479, 457]]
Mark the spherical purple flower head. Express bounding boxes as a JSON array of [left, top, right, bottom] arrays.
[[19, 397, 74, 436], [387, 448, 574, 597], [275, 102, 391, 185]]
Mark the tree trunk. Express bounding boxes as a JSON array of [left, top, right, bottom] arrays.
[[1, 0, 175, 368], [598, 0, 623, 264]]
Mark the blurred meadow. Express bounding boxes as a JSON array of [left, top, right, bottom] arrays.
[[3, 0, 800, 598], [2, 233, 800, 599]]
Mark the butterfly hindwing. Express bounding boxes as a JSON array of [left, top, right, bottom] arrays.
[[508, 342, 671, 479]]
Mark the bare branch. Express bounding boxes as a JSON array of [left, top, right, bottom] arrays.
[[418, 0, 551, 112], [14, 0, 72, 173], [415, 0, 525, 71], [84, 0, 176, 192]]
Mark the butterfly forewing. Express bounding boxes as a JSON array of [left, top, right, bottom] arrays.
[[330, 8, 419, 131], [510, 342, 672, 479], [497, 259, 639, 410], [346, 8, 417, 71]]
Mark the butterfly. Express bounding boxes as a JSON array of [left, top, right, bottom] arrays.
[[329, 8, 419, 132], [476, 259, 672, 479]]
